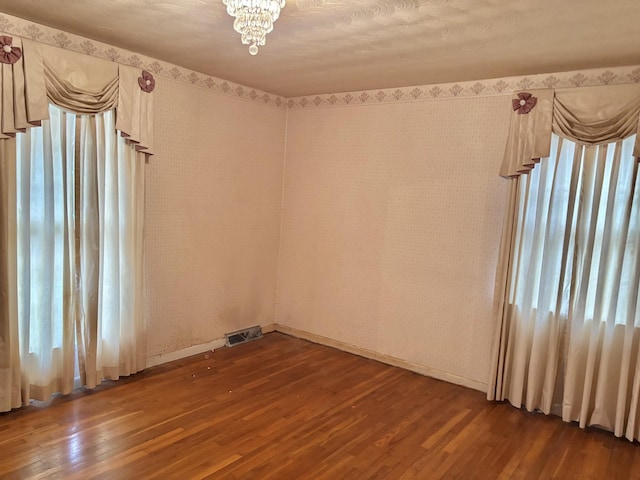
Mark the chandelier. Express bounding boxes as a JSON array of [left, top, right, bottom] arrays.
[[222, 0, 286, 55]]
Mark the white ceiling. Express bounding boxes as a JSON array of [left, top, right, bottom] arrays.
[[0, 0, 638, 97]]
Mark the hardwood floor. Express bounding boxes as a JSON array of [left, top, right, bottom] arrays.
[[1, 332, 639, 479]]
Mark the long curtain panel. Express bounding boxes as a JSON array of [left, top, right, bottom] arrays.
[[494, 133, 640, 439], [0, 138, 21, 410], [76, 109, 146, 389], [15, 106, 77, 402]]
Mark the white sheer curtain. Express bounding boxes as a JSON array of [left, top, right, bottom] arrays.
[[0, 103, 145, 410], [497, 133, 640, 439], [76, 107, 146, 389], [15, 104, 77, 402]]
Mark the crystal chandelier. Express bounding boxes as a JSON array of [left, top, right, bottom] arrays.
[[222, 0, 286, 55]]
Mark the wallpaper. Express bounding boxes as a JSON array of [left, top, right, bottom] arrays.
[[276, 96, 511, 388], [146, 79, 286, 357]]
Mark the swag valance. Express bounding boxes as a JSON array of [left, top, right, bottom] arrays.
[[500, 84, 640, 177], [0, 36, 154, 154]]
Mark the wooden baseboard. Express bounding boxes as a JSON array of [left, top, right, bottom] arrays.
[[146, 338, 227, 368], [146, 324, 277, 368], [274, 324, 488, 393], [261, 323, 277, 334], [146, 323, 487, 393]]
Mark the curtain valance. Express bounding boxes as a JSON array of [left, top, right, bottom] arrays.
[[500, 84, 640, 177], [0, 37, 47, 137], [0, 37, 154, 154]]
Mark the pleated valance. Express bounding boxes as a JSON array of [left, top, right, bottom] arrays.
[[500, 84, 640, 177], [0, 36, 154, 154]]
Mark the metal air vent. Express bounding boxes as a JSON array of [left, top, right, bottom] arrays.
[[225, 326, 263, 347]]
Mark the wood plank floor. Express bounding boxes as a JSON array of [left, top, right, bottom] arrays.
[[1, 332, 639, 479]]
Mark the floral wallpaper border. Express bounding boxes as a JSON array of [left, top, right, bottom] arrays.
[[287, 65, 640, 109], [1, 12, 639, 110]]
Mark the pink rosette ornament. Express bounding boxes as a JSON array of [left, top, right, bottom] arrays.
[[512, 92, 537, 114], [0, 36, 22, 64], [138, 70, 155, 93]]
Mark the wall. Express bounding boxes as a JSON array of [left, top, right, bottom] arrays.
[[276, 96, 511, 390], [146, 81, 286, 360]]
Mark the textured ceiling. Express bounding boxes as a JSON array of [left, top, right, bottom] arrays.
[[0, 0, 638, 97]]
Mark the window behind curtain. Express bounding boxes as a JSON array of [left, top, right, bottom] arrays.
[[15, 107, 76, 362], [509, 133, 639, 327]]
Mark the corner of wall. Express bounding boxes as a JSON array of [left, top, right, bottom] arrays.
[[272, 105, 290, 327]]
